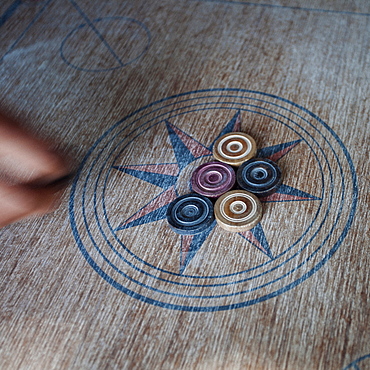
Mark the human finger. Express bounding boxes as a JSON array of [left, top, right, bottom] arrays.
[[0, 180, 65, 228], [0, 113, 68, 184]]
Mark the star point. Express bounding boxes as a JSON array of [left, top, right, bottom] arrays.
[[239, 223, 274, 259]]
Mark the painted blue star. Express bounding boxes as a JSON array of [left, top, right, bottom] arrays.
[[113, 111, 320, 274]]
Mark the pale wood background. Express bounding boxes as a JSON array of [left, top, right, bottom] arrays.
[[0, 0, 369, 369]]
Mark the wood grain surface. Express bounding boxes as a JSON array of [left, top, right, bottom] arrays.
[[0, 0, 369, 369]]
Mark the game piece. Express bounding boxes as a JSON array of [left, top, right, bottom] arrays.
[[190, 161, 236, 198], [236, 158, 282, 197], [214, 190, 262, 232], [166, 193, 215, 235], [213, 132, 257, 166]]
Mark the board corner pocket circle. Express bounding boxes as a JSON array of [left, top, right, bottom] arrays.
[[60, 16, 151, 72]]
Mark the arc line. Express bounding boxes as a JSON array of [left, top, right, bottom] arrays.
[[0, 0, 54, 62], [69, 0, 125, 67]]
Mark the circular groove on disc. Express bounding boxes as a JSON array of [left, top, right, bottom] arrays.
[[213, 132, 257, 166], [166, 193, 215, 235], [191, 161, 236, 198], [237, 158, 282, 198], [214, 190, 262, 232]]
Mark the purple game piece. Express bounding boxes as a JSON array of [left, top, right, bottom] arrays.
[[191, 161, 236, 198]]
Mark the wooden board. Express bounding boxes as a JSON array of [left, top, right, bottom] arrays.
[[0, 0, 369, 369]]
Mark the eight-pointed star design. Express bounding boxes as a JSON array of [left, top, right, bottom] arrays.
[[113, 112, 320, 274]]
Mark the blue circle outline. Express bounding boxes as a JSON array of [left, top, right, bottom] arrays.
[[69, 88, 358, 311], [343, 354, 370, 369], [60, 16, 151, 72]]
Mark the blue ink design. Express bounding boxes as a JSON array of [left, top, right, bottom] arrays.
[[0, 0, 53, 62], [69, 88, 358, 312], [115, 188, 173, 231], [343, 354, 370, 370], [239, 223, 273, 259], [210, 110, 241, 149], [257, 139, 301, 159], [165, 121, 199, 170], [112, 112, 290, 271], [102, 104, 326, 281], [60, 13, 151, 72], [68, 0, 124, 66], [194, 0, 370, 18], [180, 221, 216, 274], [114, 165, 178, 189], [265, 184, 321, 202], [0, 0, 22, 28]]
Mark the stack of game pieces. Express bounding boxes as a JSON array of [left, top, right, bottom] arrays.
[[166, 128, 282, 235]]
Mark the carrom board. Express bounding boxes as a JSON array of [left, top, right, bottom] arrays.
[[0, 0, 369, 369]]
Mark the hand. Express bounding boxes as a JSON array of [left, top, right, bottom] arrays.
[[0, 113, 69, 228]]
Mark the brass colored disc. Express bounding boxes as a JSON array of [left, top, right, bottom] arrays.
[[214, 190, 262, 232], [213, 132, 257, 166]]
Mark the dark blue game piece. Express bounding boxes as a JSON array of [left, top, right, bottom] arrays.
[[166, 193, 215, 235], [236, 158, 282, 198]]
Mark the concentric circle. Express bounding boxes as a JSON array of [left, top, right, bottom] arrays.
[[230, 200, 247, 214], [213, 132, 257, 166], [237, 158, 282, 197], [69, 88, 358, 312], [167, 193, 215, 235], [60, 17, 151, 72], [215, 190, 262, 232], [191, 161, 236, 197]]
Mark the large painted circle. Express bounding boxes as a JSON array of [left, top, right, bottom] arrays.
[[60, 16, 151, 72], [343, 354, 370, 370], [69, 89, 358, 311]]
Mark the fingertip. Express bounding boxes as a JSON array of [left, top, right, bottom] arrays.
[[0, 111, 70, 183], [0, 181, 67, 228]]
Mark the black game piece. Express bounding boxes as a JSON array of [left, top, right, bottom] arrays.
[[237, 158, 282, 198], [166, 193, 215, 235]]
